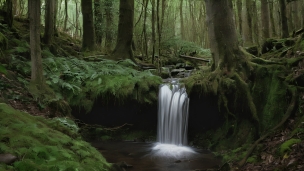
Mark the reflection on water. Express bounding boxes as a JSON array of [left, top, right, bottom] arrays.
[[91, 141, 220, 171]]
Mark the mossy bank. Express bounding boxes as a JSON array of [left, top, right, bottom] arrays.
[[0, 103, 113, 171]]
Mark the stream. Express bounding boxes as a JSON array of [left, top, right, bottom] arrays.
[[91, 141, 221, 171]]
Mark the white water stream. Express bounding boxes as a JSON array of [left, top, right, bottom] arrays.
[[153, 79, 195, 158]]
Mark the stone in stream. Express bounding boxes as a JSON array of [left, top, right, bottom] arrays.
[[0, 153, 18, 164]]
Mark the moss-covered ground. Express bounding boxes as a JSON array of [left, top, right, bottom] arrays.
[[0, 103, 112, 171]]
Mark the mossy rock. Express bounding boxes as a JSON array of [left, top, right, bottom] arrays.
[[0, 103, 112, 170], [279, 138, 302, 155]]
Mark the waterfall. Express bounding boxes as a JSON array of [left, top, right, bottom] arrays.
[[157, 80, 189, 146]]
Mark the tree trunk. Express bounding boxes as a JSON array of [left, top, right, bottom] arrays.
[[81, 0, 96, 51], [29, 0, 44, 83], [279, 0, 289, 38], [179, 0, 184, 39], [94, 0, 103, 47], [4, 0, 13, 28], [261, 0, 270, 40], [54, 0, 58, 36], [269, 1, 277, 37], [205, 0, 243, 71], [143, 0, 149, 60], [292, 1, 299, 30], [104, 0, 113, 54], [64, 0, 68, 31], [44, 0, 55, 45], [242, 0, 253, 45], [74, 0, 79, 38], [111, 0, 135, 61], [151, 0, 156, 64], [236, 0, 243, 38]]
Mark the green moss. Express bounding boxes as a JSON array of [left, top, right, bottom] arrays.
[[0, 103, 111, 170], [247, 155, 258, 163], [279, 138, 302, 155], [251, 65, 288, 132]]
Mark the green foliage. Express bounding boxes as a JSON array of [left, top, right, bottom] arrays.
[[279, 138, 301, 155], [161, 36, 211, 57], [43, 57, 162, 112], [0, 103, 111, 170]]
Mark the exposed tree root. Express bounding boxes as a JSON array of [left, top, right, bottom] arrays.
[[238, 86, 298, 167]]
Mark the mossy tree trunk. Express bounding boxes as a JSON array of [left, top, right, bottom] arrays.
[[111, 0, 135, 62], [81, 0, 96, 51], [205, 0, 246, 71], [104, 0, 113, 54], [44, 0, 55, 45], [94, 0, 103, 47], [29, 0, 44, 84]]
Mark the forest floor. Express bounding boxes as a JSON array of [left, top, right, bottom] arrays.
[[1, 18, 304, 171]]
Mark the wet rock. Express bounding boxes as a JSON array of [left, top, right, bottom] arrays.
[[0, 153, 17, 164]]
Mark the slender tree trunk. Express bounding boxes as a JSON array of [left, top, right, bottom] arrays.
[[292, 1, 299, 30], [111, 0, 135, 61], [205, 0, 243, 71], [54, 0, 58, 36], [74, 0, 79, 38], [29, 0, 44, 83], [94, 0, 103, 47], [81, 0, 96, 51], [151, 0, 156, 64], [287, 4, 293, 32], [279, 0, 289, 38], [44, 0, 55, 45], [261, 0, 270, 40], [64, 0, 68, 31], [104, 0, 113, 54], [269, 1, 277, 37], [236, 0, 243, 38], [4, 0, 13, 28], [156, 0, 161, 70], [179, 0, 184, 39], [252, 1, 259, 45], [143, 0, 148, 60]]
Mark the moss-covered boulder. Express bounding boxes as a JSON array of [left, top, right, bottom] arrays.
[[0, 103, 111, 171]]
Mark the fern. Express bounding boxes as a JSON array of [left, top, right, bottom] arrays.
[[42, 57, 162, 112]]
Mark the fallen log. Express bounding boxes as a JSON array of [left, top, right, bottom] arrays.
[[179, 55, 210, 62]]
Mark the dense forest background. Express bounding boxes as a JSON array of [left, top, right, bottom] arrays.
[[0, 0, 304, 170], [3, 0, 304, 59]]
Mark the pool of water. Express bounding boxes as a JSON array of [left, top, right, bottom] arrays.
[[91, 141, 221, 171]]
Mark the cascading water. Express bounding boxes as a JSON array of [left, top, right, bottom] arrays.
[[157, 80, 189, 145], [152, 79, 195, 158]]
